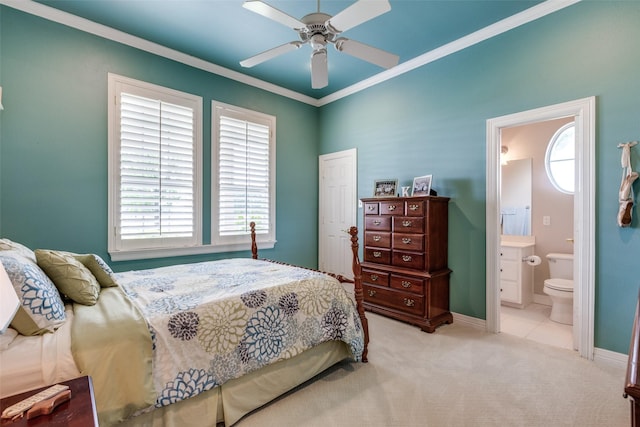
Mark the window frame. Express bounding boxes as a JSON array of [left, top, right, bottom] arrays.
[[211, 101, 276, 252], [108, 73, 203, 260], [544, 122, 575, 195]]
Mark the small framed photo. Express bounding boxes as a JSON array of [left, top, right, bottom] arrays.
[[373, 179, 398, 197], [411, 175, 432, 196]]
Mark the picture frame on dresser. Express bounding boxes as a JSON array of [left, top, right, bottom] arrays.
[[373, 179, 398, 197], [411, 175, 432, 196]]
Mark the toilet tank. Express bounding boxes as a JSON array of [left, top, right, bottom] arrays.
[[546, 253, 573, 279]]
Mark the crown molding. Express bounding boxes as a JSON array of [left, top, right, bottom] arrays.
[[1, 0, 580, 108], [0, 0, 321, 106], [317, 0, 581, 106]]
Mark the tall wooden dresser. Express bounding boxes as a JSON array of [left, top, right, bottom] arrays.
[[360, 196, 452, 332]]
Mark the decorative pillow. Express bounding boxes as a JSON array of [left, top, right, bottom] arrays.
[[35, 249, 101, 306], [0, 252, 66, 336], [72, 254, 118, 288], [0, 238, 36, 262]]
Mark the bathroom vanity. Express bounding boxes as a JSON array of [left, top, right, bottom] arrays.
[[500, 239, 535, 308]]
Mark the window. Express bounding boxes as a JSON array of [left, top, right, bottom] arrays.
[[545, 122, 575, 194], [212, 102, 276, 250], [108, 74, 202, 259]]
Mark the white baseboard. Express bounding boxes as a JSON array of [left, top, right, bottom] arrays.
[[452, 312, 628, 369], [593, 347, 628, 369], [452, 312, 486, 330]]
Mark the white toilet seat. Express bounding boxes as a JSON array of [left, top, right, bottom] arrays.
[[544, 278, 573, 292]]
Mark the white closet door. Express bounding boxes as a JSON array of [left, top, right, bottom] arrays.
[[318, 149, 357, 279]]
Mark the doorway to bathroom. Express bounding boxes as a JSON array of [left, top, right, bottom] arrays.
[[499, 119, 574, 351], [485, 97, 596, 359]]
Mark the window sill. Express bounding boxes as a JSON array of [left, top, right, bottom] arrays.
[[109, 240, 276, 262]]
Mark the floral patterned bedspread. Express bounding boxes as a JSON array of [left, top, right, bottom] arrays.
[[116, 258, 364, 409]]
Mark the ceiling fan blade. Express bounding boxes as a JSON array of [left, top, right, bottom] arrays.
[[311, 50, 328, 89], [334, 37, 399, 69], [240, 41, 303, 68], [326, 0, 391, 33], [242, 0, 305, 30]]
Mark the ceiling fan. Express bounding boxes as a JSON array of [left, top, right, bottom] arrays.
[[240, 0, 399, 89]]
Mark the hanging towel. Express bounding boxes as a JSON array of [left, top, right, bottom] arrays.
[[501, 206, 530, 235]]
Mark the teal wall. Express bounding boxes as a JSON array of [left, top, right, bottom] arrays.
[[2, 2, 640, 354], [0, 7, 320, 271], [319, 1, 640, 354]]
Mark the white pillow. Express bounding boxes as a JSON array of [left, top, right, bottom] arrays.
[[0, 328, 18, 350]]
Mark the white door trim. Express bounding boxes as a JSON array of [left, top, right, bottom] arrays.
[[486, 96, 596, 359], [318, 148, 358, 277]]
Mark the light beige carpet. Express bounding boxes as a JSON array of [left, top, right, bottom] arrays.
[[235, 313, 629, 427]]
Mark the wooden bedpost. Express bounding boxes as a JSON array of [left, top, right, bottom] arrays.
[[350, 226, 369, 363], [250, 222, 258, 260]]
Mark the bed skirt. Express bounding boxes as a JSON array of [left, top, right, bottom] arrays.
[[118, 340, 353, 426]]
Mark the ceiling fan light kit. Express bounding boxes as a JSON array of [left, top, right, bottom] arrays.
[[241, 0, 399, 89]]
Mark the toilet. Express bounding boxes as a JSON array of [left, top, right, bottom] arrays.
[[543, 253, 574, 325]]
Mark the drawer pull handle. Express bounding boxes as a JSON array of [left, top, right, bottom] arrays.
[[409, 204, 419, 211], [402, 255, 412, 262], [373, 235, 381, 242], [388, 205, 397, 211], [373, 251, 382, 258], [370, 274, 379, 281], [402, 220, 412, 227], [402, 237, 412, 244], [373, 220, 381, 226], [404, 298, 415, 307], [401, 281, 412, 288], [368, 290, 377, 297], [367, 205, 375, 211]]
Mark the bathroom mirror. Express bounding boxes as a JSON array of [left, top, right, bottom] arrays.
[[501, 158, 532, 236]]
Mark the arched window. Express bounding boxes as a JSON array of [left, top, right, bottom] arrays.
[[545, 122, 575, 194]]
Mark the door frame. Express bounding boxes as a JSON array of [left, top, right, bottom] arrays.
[[485, 96, 596, 359], [318, 148, 358, 277]]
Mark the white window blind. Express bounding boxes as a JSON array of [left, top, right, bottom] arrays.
[[213, 102, 275, 249], [219, 115, 270, 235], [108, 73, 202, 259], [120, 93, 195, 240]]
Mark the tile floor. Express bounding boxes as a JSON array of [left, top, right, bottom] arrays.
[[500, 302, 574, 350]]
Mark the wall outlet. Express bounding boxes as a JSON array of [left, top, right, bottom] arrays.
[[358, 200, 363, 208], [543, 215, 551, 226]]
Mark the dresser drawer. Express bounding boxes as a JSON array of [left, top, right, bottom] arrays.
[[364, 247, 391, 264], [365, 231, 391, 248], [392, 233, 424, 251], [364, 202, 379, 215], [364, 285, 424, 316], [362, 269, 390, 287], [392, 250, 425, 270], [393, 216, 424, 233], [380, 201, 403, 215], [390, 274, 424, 294], [405, 200, 424, 216], [365, 216, 391, 231]]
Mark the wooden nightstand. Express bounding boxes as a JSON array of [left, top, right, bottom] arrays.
[[1, 376, 98, 426]]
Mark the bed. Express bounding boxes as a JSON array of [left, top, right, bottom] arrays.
[[0, 224, 368, 426]]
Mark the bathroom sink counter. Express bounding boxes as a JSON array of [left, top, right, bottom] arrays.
[[500, 235, 535, 249], [501, 241, 535, 248]]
